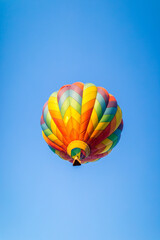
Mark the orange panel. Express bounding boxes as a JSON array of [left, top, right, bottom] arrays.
[[84, 120, 94, 141], [70, 129, 79, 141], [80, 109, 93, 124], [81, 99, 95, 114], [73, 82, 84, 90]]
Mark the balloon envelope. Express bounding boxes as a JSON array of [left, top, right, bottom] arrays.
[[40, 82, 123, 165]]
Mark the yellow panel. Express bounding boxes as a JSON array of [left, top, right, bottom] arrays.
[[71, 108, 81, 123], [64, 115, 70, 126], [102, 138, 113, 146], [51, 120, 57, 134], [100, 143, 113, 153], [63, 107, 72, 125], [83, 86, 97, 96], [96, 122, 109, 131], [48, 102, 59, 111], [115, 106, 122, 129], [82, 91, 97, 105], [91, 109, 98, 129], [48, 134, 58, 142], [63, 106, 81, 125], [48, 96, 58, 104]]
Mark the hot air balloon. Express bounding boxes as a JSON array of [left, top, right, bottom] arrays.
[[40, 82, 123, 166]]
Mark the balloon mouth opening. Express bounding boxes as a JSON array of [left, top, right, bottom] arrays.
[[67, 140, 90, 164], [73, 156, 81, 166]]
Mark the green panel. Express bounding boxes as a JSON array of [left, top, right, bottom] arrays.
[[49, 146, 56, 153], [70, 97, 81, 114], [50, 91, 58, 97], [71, 148, 81, 157], [46, 112, 52, 130], [100, 114, 114, 123], [43, 128, 52, 137], [61, 96, 81, 117], [108, 133, 118, 142], [84, 83, 96, 89], [94, 99, 103, 121], [109, 139, 118, 150], [61, 98, 70, 118]]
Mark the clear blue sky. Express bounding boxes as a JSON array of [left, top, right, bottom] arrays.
[[0, 1, 160, 239]]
